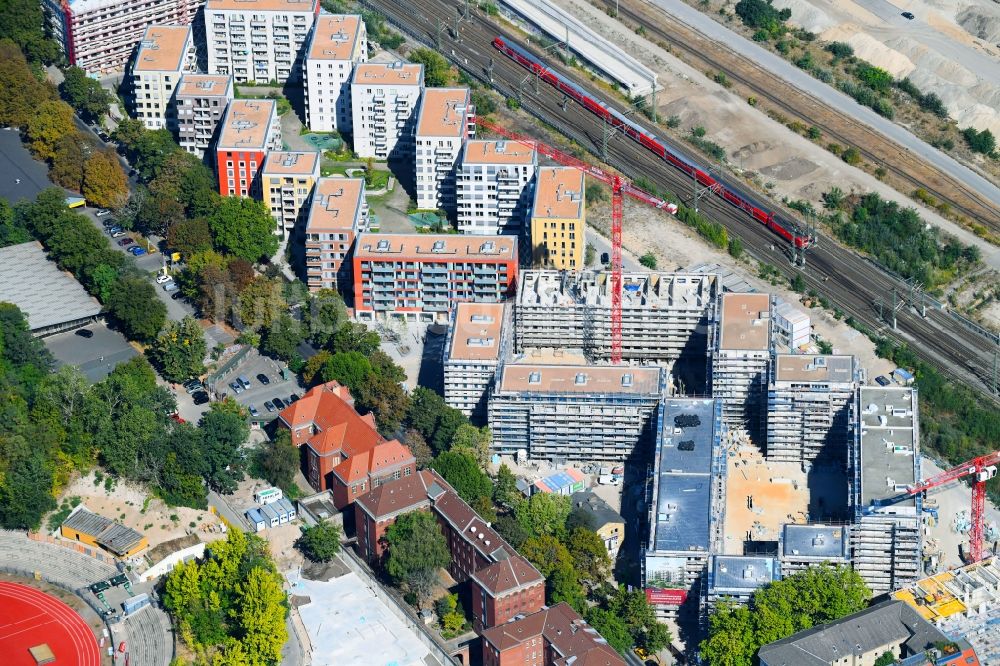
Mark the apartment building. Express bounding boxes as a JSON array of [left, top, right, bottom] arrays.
[[457, 140, 537, 236], [851, 386, 922, 595], [173, 74, 234, 158], [128, 25, 196, 130], [773, 300, 811, 350], [352, 233, 518, 322], [481, 603, 625, 666], [443, 302, 508, 421], [705, 555, 781, 610], [711, 292, 772, 435], [215, 99, 282, 197], [260, 151, 320, 238], [303, 14, 367, 132], [488, 363, 666, 462], [778, 523, 850, 577], [302, 178, 368, 293], [43, 0, 199, 74], [351, 62, 424, 159], [414, 88, 476, 211], [515, 270, 718, 364], [645, 398, 725, 619], [767, 354, 859, 467], [529, 167, 585, 269], [204, 0, 319, 84]]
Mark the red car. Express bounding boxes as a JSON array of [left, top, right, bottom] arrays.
[[117, 237, 134, 247]]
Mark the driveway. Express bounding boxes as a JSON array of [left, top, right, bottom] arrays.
[[45, 320, 138, 383]]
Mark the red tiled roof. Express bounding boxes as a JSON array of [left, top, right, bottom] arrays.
[[482, 604, 625, 666], [279, 381, 385, 457], [471, 554, 543, 595], [369, 439, 415, 474], [355, 469, 442, 519]]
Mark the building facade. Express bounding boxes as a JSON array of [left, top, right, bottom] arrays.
[[778, 523, 850, 577], [457, 140, 537, 236], [302, 178, 368, 293], [705, 555, 781, 610], [488, 364, 666, 462], [350, 62, 423, 159], [711, 292, 772, 434], [43, 0, 199, 74], [128, 25, 196, 130], [215, 99, 282, 197], [204, 0, 320, 84], [571, 491, 625, 559], [443, 302, 508, 421], [260, 151, 320, 238], [767, 354, 859, 467], [529, 167, 585, 269], [303, 14, 367, 132], [414, 88, 475, 211], [352, 233, 518, 322], [173, 74, 234, 158], [481, 603, 626, 666]]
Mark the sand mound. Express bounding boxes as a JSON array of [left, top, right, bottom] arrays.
[[758, 157, 819, 181], [772, 0, 838, 33], [822, 29, 917, 78], [957, 5, 1000, 41]]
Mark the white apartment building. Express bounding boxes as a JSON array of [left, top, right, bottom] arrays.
[[710, 292, 772, 436], [350, 62, 424, 159], [129, 25, 196, 131], [205, 0, 319, 84], [43, 0, 199, 74], [173, 74, 234, 158], [302, 178, 369, 293], [304, 14, 367, 132], [414, 88, 475, 211], [443, 302, 507, 420], [457, 140, 537, 236]]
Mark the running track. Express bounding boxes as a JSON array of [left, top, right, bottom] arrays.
[[0, 582, 101, 666]]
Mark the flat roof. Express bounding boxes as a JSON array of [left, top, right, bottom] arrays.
[[498, 363, 662, 395], [531, 167, 584, 220], [448, 302, 504, 362], [352, 61, 423, 87], [133, 25, 191, 73], [858, 387, 919, 508], [463, 139, 536, 166], [176, 74, 233, 97], [780, 524, 849, 561], [305, 178, 365, 232], [650, 398, 719, 554], [0, 242, 101, 331], [774, 354, 856, 383], [262, 151, 320, 176], [719, 292, 771, 351], [217, 99, 277, 151], [518, 270, 717, 309], [710, 555, 779, 593], [355, 233, 517, 262], [307, 14, 363, 61], [206, 0, 318, 12], [416, 87, 471, 138]]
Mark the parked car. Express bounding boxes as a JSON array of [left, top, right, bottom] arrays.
[[75, 328, 94, 338], [95, 209, 112, 217], [98, 132, 111, 142], [183, 379, 203, 393], [601, 252, 609, 264], [132, 247, 147, 256], [256, 373, 270, 385], [117, 237, 134, 247], [171, 291, 184, 300], [272, 397, 285, 410], [192, 390, 210, 405], [237, 375, 252, 390], [229, 381, 244, 395], [288, 393, 300, 403], [264, 401, 275, 412], [875, 375, 891, 386], [162, 281, 178, 292], [902, 11, 915, 19], [103, 219, 118, 228], [248, 404, 260, 417], [155, 273, 172, 284], [112, 231, 126, 238]]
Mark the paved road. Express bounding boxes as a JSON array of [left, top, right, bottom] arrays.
[[645, 0, 1000, 210], [0, 130, 64, 204]]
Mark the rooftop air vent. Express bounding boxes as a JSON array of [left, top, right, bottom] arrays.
[[621, 373, 633, 387], [528, 371, 541, 385], [432, 240, 446, 253], [575, 373, 587, 385], [376, 239, 390, 251]]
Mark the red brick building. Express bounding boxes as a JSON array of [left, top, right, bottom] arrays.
[[481, 603, 626, 666], [276, 381, 415, 507], [354, 469, 545, 631]]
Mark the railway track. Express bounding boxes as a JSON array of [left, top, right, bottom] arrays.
[[361, 0, 1000, 404], [593, 0, 1000, 230]]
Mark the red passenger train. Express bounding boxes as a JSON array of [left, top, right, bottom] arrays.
[[492, 36, 811, 248]]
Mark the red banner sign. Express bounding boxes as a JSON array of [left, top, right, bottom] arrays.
[[645, 588, 687, 605]]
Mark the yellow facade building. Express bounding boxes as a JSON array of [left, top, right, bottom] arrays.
[[60, 507, 148, 558], [260, 151, 321, 239], [530, 167, 585, 269]]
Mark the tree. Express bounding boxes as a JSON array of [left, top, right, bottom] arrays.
[[0, 0, 60, 64], [566, 527, 612, 587], [0, 445, 57, 529], [27, 100, 77, 161], [515, 492, 571, 538], [727, 236, 744, 259], [874, 652, 896, 666], [295, 520, 342, 562], [586, 608, 632, 654], [449, 424, 491, 467], [700, 604, 756, 666], [409, 48, 451, 87], [107, 278, 167, 342], [404, 428, 433, 468], [384, 510, 451, 607], [435, 593, 467, 636], [319, 350, 372, 391], [237, 276, 286, 331], [0, 41, 56, 129], [520, 535, 573, 578], [234, 566, 288, 666], [330, 321, 381, 356], [962, 127, 996, 156], [257, 430, 299, 492], [639, 251, 657, 269], [209, 197, 279, 263], [131, 128, 180, 181], [148, 316, 206, 383], [549, 565, 587, 612], [60, 66, 113, 122], [609, 585, 671, 653], [199, 401, 249, 493], [353, 372, 410, 435], [83, 149, 128, 209], [431, 450, 492, 504], [50, 134, 88, 191], [0, 198, 30, 247], [406, 387, 468, 453], [167, 218, 214, 257], [493, 464, 522, 511], [306, 289, 348, 347], [493, 514, 529, 549], [260, 313, 304, 362]]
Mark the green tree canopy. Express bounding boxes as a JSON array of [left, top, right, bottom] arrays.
[[167, 217, 214, 257], [319, 350, 372, 392], [60, 66, 114, 122], [409, 48, 452, 86], [199, 401, 249, 494], [431, 450, 492, 505], [260, 313, 304, 362], [107, 278, 167, 343], [406, 387, 468, 453], [209, 197, 279, 263], [515, 492, 571, 538], [296, 520, 342, 562], [148, 316, 206, 383], [385, 510, 451, 608], [256, 430, 299, 493], [585, 608, 633, 654]]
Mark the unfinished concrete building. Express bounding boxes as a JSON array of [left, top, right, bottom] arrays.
[[443, 302, 510, 421], [514, 270, 718, 364], [488, 364, 666, 463], [767, 354, 859, 467], [705, 555, 781, 610], [778, 524, 850, 576], [644, 397, 725, 619], [711, 293, 772, 435], [851, 386, 922, 595]]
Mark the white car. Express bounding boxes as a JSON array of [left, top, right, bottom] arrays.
[[155, 274, 172, 284], [95, 209, 112, 217]]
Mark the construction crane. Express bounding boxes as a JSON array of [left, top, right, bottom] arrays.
[[476, 118, 676, 363], [878, 451, 1000, 562]]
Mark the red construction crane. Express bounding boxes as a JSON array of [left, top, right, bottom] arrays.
[[476, 119, 676, 363]]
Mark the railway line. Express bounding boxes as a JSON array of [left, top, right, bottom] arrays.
[[360, 0, 1000, 403]]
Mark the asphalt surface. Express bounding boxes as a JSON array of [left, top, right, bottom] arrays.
[[644, 0, 1000, 211], [0, 129, 65, 204], [212, 349, 304, 418], [363, 0, 1000, 403], [45, 320, 138, 383]]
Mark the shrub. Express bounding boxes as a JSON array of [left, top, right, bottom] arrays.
[[855, 63, 893, 92], [666, 115, 682, 129], [807, 126, 822, 140], [825, 41, 854, 59], [842, 147, 862, 165], [962, 127, 996, 156], [639, 252, 657, 269], [506, 97, 520, 110]]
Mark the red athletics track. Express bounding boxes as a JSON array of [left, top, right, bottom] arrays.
[[0, 581, 101, 666]]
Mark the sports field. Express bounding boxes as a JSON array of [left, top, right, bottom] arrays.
[[0, 581, 100, 666]]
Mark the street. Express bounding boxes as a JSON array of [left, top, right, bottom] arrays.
[[0, 129, 63, 204]]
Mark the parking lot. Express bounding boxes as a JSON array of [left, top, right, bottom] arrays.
[[0, 129, 53, 204], [45, 320, 138, 382], [212, 349, 304, 419]]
